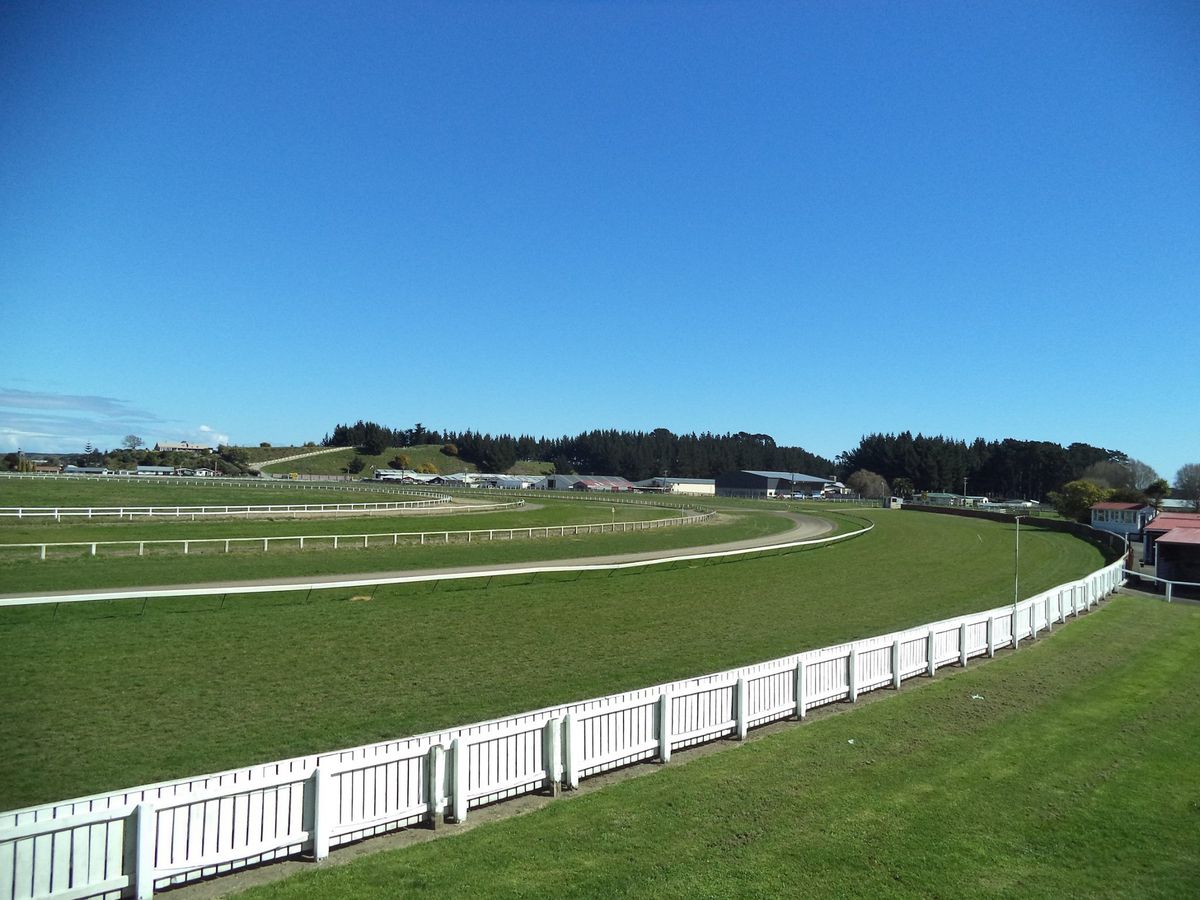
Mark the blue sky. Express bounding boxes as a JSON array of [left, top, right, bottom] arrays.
[[2, 1, 1197, 480]]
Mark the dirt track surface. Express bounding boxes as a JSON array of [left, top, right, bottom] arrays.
[[0, 512, 835, 600]]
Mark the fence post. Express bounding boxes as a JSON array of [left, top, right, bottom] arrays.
[[959, 622, 969, 667], [1167, 582, 1173, 604], [926, 630, 936, 676], [658, 693, 672, 762], [891, 640, 901, 689], [1013, 607, 1020, 649], [735, 677, 749, 738], [131, 801, 157, 900], [39, 544, 46, 561], [1044, 596, 1052, 632], [311, 766, 331, 860], [795, 660, 807, 719], [545, 717, 563, 795], [987, 616, 995, 658], [563, 714, 580, 789], [91, 542, 97, 556], [427, 744, 445, 828], [451, 738, 468, 823], [847, 650, 858, 702]]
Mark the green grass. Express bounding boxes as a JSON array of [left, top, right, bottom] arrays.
[[237, 446, 325, 463], [0, 509, 787, 593], [0, 478, 428, 509], [259, 445, 474, 476], [0, 498, 679, 545], [0, 513, 1103, 810], [238, 597, 1200, 899]]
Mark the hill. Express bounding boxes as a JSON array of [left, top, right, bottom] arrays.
[[256, 444, 478, 476]]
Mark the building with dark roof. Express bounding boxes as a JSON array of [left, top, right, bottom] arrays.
[[715, 470, 831, 499], [633, 477, 716, 496]]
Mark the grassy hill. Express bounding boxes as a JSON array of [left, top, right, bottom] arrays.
[[253, 445, 553, 477], [238, 445, 324, 464], [257, 445, 477, 476]]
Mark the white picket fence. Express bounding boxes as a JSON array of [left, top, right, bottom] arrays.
[[0, 555, 1125, 900], [2, 511, 710, 561]]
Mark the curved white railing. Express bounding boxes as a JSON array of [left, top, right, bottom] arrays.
[[0, 515, 858, 608], [1, 510, 711, 562], [0, 497, 458, 520], [0, 551, 1124, 900]]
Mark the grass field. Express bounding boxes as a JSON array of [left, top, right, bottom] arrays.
[[0, 508, 787, 594], [0, 512, 1104, 810], [0, 478, 432, 509], [238, 597, 1199, 899]]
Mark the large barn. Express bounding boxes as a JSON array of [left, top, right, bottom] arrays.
[[633, 477, 716, 496], [715, 470, 831, 499]]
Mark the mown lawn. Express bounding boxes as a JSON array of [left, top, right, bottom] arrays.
[[0, 512, 1103, 810], [239, 597, 1200, 900], [0, 508, 788, 594], [0, 477, 427, 509]]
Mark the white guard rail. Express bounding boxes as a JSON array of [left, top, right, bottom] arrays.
[[0, 555, 1125, 899], [2, 511, 709, 561], [0, 498, 455, 520]]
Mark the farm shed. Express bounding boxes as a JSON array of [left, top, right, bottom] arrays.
[[533, 474, 635, 492], [1155, 528, 1200, 583], [1143, 512, 1200, 568], [715, 470, 830, 499], [634, 477, 716, 496]]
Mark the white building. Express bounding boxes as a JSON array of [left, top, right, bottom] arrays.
[[633, 476, 716, 496]]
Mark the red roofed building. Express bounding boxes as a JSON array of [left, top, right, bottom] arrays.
[[1142, 513, 1200, 577], [1090, 501, 1156, 538]]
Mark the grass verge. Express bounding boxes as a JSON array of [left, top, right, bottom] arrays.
[[238, 596, 1200, 899]]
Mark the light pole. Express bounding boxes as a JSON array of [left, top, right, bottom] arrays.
[[1013, 515, 1023, 648]]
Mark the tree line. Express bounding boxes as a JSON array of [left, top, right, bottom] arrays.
[[836, 432, 1132, 501], [323, 421, 836, 482]]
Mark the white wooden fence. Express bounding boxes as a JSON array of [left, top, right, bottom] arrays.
[[2, 511, 710, 561], [0, 498, 456, 520], [0, 473, 438, 497], [0, 556, 1125, 899]]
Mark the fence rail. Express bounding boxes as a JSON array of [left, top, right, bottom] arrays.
[[0, 516, 866, 608], [1, 511, 710, 562], [0, 554, 1125, 899], [0, 497, 458, 521], [0, 472, 446, 497]]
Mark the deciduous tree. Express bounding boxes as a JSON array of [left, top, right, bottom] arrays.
[[1048, 480, 1111, 523], [1175, 464, 1200, 511]]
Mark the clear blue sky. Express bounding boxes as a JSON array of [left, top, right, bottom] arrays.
[[2, 1, 1197, 480]]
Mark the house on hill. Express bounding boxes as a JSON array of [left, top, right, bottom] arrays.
[[154, 441, 212, 453], [1090, 502, 1156, 538]]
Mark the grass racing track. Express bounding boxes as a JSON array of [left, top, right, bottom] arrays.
[[0, 510, 1105, 811]]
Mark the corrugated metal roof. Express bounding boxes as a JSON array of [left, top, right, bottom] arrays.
[[1158, 528, 1200, 546], [741, 470, 829, 483], [1092, 502, 1150, 510], [1146, 513, 1200, 532]]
